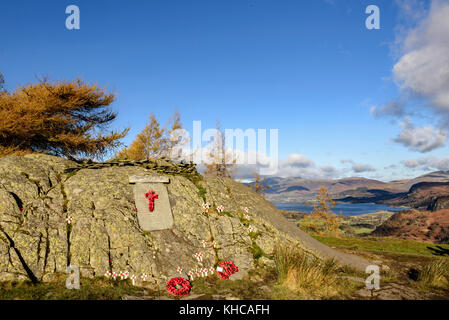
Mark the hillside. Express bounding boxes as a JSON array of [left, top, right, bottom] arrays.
[[259, 171, 449, 205], [390, 171, 449, 191], [336, 181, 449, 210], [384, 182, 449, 209], [0, 154, 369, 287], [372, 209, 449, 244], [261, 177, 396, 203]]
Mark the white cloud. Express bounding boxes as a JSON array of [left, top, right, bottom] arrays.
[[272, 154, 341, 179], [402, 156, 449, 170], [402, 159, 423, 168], [373, 1, 449, 153], [193, 149, 372, 179], [274, 163, 340, 179], [175, 139, 337, 179], [287, 154, 314, 168], [319, 165, 339, 176], [351, 163, 376, 173], [393, 118, 446, 152], [340, 159, 376, 173], [225, 152, 342, 179], [370, 101, 407, 119], [393, 0, 449, 113], [394, 0, 428, 24]]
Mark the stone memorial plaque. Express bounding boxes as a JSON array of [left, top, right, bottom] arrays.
[[129, 175, 173, 231]]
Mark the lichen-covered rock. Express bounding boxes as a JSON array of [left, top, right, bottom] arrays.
[[428, 196, 449, 212], [0, 154, 369, 287]]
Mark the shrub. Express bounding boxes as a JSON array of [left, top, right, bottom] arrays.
[[0, 78, 128, 159]]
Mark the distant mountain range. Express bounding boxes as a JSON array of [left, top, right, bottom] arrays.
[[254, 171, 449, 209]]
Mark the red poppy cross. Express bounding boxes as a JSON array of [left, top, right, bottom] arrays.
[[144, 190, 158, 212]]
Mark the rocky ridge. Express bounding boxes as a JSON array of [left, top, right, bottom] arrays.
[[0, 154, 369, 288]]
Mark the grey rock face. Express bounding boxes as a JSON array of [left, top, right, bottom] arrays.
[[0, 154, 369, 288], [428, 196, 449, 211]]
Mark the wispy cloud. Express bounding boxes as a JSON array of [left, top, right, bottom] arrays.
[[286, 153, 315, 168], [370, 101, 407, 119], [270, 154, 341, 179], [393, 1, 449, 113], [373, 0, 449, 153], [222, 152, 342, 179], [402, 155, 449, 171], [393, 117, 446, 153], [341, 159, 376, 173]]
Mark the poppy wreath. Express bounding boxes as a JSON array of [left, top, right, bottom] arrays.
[[166, 277, 192, 297], [217, 261, 239, 280]]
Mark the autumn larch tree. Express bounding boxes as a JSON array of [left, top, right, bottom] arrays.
[[308, 186, 341, 235], [204, 120, 237, 178], [116, 108, 188, 160], [0, 78, 128, 159], [164, 108, 189, 158], [252, 171, 269, 198]]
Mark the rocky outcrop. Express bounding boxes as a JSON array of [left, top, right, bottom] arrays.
[[372, 209, 449, 244], [0, 154, 369, 287], [381, 182, 449, 209], [428, 196, 449, 212]]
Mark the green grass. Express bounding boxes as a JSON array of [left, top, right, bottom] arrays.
[[189, 271, 276, 300], [65, 170, 77, 178], [239, 216, 250, 227], [222, 211, 234, 217], [350, 227, 374, 235], [314, 235, 449, 258], [0, 276, 160, 300], [249, 230, 262, 240], [180, 171, 203, 189], [297, 218, 342, 237], [249, 242, 266, 260], [197, 185, 207, 202]]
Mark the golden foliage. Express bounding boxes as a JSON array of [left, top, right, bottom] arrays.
[[252, 171, 269, 198], [303, 186, 341, 236], [204, 120, 236, 178], [116, 108, 188, 160], [0, 78, 128, 159]]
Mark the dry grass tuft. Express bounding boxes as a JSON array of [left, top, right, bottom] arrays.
[[419, 259, 449, 289], [274, 243, 343, 297]]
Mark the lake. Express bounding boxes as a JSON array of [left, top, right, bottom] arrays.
[[274, 202, 407, 216]]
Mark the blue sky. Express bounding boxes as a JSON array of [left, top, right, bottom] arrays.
[[1, 0, 449, 181]]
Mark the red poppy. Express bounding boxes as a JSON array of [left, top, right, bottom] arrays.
[[217, 261, 239, 280], [166, 277, 191, 297]]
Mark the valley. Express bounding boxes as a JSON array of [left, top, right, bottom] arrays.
[[259, 171, 449, 211]]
